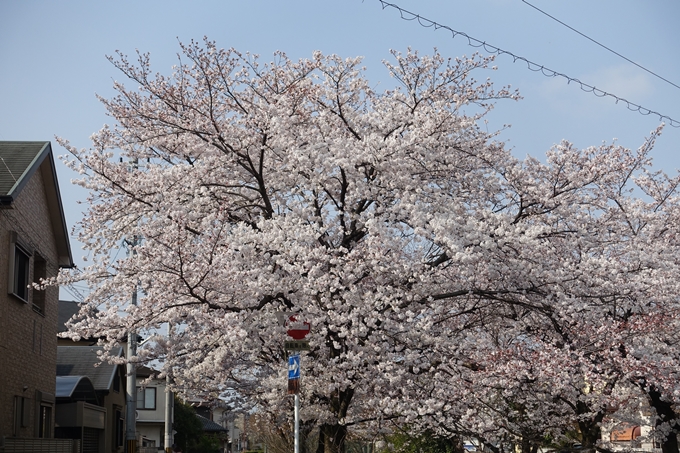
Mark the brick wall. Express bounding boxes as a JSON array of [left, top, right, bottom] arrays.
[[0, 170, 61, 439]]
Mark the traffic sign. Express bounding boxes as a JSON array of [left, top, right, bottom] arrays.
[[286, 316, 311, 340], [288, 355, 300, 380]]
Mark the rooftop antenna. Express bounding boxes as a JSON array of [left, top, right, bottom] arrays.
[[0, 157, 17, 182]]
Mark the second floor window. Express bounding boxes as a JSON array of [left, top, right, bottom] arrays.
[[136, 387, 156, 410], [10, 239, 31, 303]]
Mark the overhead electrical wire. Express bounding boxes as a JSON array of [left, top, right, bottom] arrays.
[[520, 0, 680, 92], [376, 0, 680, 128]]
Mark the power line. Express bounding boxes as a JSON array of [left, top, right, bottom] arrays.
[[375, 0, 680, 128], [520, 0, 680, 91], [64, 284, 86, 302]]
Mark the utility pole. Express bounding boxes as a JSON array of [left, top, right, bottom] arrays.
[[164, 377, 174, 453], [164, 324, 174, 453], [125, 240, 138, 453], [124, 158, 140, 453]]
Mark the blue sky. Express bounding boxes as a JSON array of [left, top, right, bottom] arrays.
[[1, 0, 679, 299]]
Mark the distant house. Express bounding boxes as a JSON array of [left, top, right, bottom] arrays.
[[601, 416, 662, 452], [136, 366, 172, 452], [197, 403, 250, 453], [0, 141, 73, 442], [56, 346, 127, 453], [136, 373, 235, 453], [196, 415, 228, 452]]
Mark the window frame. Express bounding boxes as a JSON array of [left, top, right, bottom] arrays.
[[8, 232, 32, 303], [114, 407, 124, 447], [136, 386, 157, 410], [7, 233, 50, 316]]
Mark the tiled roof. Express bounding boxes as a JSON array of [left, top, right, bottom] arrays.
[[56, 346, 124, 391], [137, 365, 160, 379], [196, 414, 228, 433], [0, 141, 73, 267], [0, 141, 49, 198]]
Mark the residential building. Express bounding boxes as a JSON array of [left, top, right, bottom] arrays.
[[211, 407, 243, 453], [136, 367, 172, 452], [56, 346, 127, 453], [0, 141, 74, 443], [196, 415, 228, 453]]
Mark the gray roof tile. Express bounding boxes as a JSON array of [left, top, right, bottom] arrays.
[[57, 345, 123, 391], [197, 415, 228, 432], [0, 141, 49, 198], [0, 141, 74, 267]]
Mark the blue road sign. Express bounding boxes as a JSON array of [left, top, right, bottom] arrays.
[[288, 354, 300, 380]]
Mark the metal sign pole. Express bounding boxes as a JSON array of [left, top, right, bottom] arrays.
[[294, 393, 299, 453], [288, 354, 301, 453], [285, 315, 309, 453]]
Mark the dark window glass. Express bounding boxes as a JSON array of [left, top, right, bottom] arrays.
[[136, 387, 156, 410], [14, 245, 30, 302]]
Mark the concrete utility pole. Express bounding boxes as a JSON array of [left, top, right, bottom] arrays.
[[124, 158, 140, 453], [164, 379, 174, 453], [164, 324, 174, 453], [126, 271, 138, 453]]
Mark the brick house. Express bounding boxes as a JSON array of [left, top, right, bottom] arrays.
[[0, 141, 74, 442]]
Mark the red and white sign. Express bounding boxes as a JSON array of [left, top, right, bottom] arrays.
[[285, 315, 311, 340]]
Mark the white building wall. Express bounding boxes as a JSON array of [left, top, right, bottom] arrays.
[[136, 376, 169, 450]]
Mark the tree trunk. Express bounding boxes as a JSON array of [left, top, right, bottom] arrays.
[[315, 428, 325, 453], [315, 387, 354, 453], [317, 423, 347, 453], [575, 401, 605, 453], [647, 386, 680, 453], [520, 437, 536, 453], [450, 435, 465, 453]]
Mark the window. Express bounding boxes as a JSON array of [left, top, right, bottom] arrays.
[[8, 232, 32, 303], [114, 408, 124, 447], [136, 387, 156, 410]]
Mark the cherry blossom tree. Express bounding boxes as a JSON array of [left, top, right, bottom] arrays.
[[58, 39, 680, 453]]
